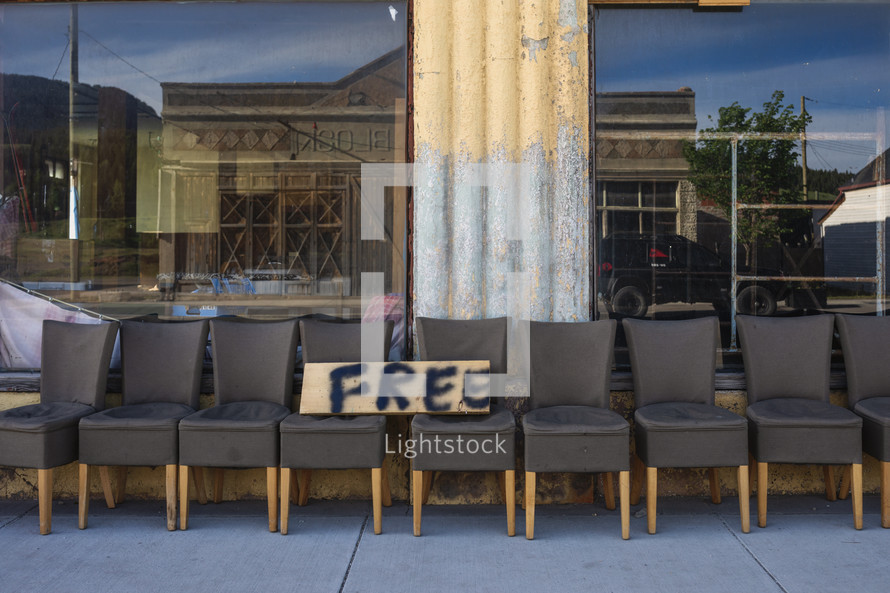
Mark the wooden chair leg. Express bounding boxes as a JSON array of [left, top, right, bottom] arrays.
[[412, 469, 423, 536], [280, 467, 291, 535], [267, 467, 279, 533], [179, 464, 190, 530], [381, 462, 392, 507], [883, 461, 890, 529], [213, 468, 224, 504], [738, 465, 750, 534], [838, 465, 852, 501], [852, 462, 863, 530], [116, 466, 128, 504], [371, 467, 383, 535], [708, 468, 722, 504], [630, 454, 644, 506], [505, 469, 515, 537], [646, 466, 657, 535], [757, 461, 768, 528], [99, 466, 116, 509], [603, 472, 616, 511], [619, 470, 630, 540], [298, 469, 312, 506], [748, 453, 757, 496], [422, 470, 433, 505], [165, 464, 177, 531], [823, 465, 837, 502], [191, 467, 207, 505], [525, 471, 536, 540], [38, 468, 53, 535], [497, 471, 507, 503], [290, 467, 300, 504], [78, 463, 90, 530]]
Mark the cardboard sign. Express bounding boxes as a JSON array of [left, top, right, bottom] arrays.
[[299, 360, 491, 415]]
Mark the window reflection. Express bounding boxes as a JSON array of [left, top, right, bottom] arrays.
[[594, 4, 889, 355], [1, 2, 408, 362]]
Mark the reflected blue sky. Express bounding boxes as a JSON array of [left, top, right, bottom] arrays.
[[1, 2, 406, 113], [1, 2, 886, 174], [595, 3, 890, 174]]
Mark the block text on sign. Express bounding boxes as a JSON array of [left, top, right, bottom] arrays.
[[299, 361, 491, 415]]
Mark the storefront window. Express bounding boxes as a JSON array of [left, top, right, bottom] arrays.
[[593, 2, 889, 354], [1, 1, 409, 366]]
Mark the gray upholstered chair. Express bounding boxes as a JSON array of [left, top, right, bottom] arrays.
[[279, 319, 394, 535], [0, 320, 118, 534], [411, 316, 515, 536], [836, 314, 890, 526], [737, 314, 862, 529], [178, 317, 298, 532], [624, 317, 750, 534], [523, 320, 630, 540], [78, 319, 209, 531]]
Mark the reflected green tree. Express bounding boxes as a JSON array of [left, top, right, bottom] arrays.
[[683, 90, 811, 266]]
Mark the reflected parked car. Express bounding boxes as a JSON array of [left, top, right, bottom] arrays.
[[598, 234, 789, 318]]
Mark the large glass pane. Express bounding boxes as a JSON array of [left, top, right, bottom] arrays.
[[1, 2, 408, 365], [594, 3, 889, 358]]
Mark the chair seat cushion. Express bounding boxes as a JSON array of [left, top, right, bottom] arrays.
[[80, 403, 195, 431], [747, 398, 862, 464], [178, 401, 290, 468], [280, 414, 386, 469], [0, 402, 95, 433], [524, 405, 629, 473], [410, 406, 515, 472], [280, 413, 385, 434], [634, 402, 747, 468], [179, 401, 290, 432], [853, 397, 890, 461], [524, 405, 628, 436], [79, 403, 195, 466], [748, 398, 863, 428], [635, 402, 747, 432], [412, 406, 515, 434], [852, 397, 890, 427], [0, 402, 95, 469]]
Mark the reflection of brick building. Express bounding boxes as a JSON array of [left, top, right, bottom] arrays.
[[152, 49, 406, 296], [594, 89, 698, 241]]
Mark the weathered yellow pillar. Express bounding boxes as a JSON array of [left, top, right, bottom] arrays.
[[413, 0, 590, 322]]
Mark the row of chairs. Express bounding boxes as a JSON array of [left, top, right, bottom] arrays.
[[0, 317, 392, 535], [0, 313, 886, 539], [411, 314, 873, 540]]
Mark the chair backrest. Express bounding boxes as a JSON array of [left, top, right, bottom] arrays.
[[529, 320, 616, 409], [836, 314, 890, 405], [299, 319, 394, 363], [415, 317, 508, 373], [120, 319, 209, 408], [623, 317, 719, 407], [40, 320, 119, 410], [209, 317, 299, 406], [737, 314, 834, 404]]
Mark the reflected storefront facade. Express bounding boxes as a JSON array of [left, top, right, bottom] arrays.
[[0, 0, 888, 366], [1, 1, 408, 355]]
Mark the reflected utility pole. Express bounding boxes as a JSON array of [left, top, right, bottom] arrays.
[[801, 96, 808, 200], [69, 5, 79, 284]]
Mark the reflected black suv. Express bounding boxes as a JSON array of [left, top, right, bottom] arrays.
[[598, 234, 789, 318]]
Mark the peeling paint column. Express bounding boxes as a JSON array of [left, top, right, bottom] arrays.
[[414, 0, 590, 323]]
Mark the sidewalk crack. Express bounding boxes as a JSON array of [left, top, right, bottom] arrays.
[[338, 512, 369, 593], [0, 502, 37, 529], [719, 514, 790, 593]]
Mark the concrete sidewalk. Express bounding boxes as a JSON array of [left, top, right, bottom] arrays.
[[0, 495, 885, 593]]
